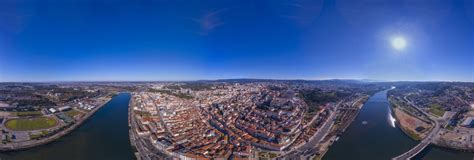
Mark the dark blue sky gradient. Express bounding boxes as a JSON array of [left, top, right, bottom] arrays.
[[0, 0, 473, 82]]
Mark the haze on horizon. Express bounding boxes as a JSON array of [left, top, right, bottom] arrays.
[[0, 0, 473, 82]]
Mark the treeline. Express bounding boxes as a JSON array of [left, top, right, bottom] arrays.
[[53, 88, 100, 102], [299, 89, 350, 113], [15, 98, 56, 107]]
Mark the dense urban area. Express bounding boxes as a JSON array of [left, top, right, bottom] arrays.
[[128, 80, 381, 159]]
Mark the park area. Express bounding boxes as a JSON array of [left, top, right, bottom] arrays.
[[5, 117, 58, 131]]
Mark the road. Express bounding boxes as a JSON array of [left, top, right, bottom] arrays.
[[392, 96, 441, 160], [279, 104, 339, 160], [278, 96, 366, 160], [128, 96, 171, 160]]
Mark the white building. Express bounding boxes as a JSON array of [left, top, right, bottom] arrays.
[[49, 108, 57, 113], [461, 117, 474, 128]]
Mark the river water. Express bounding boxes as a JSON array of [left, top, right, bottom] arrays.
[[324, 90, 474, 160], [1, 92, 472, 160], [0, 93, 135, 160]]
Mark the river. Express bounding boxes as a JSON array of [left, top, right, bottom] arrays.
[[0, 93, 135, 160], [1, 92, 472, 160], [324, 90, 474, 160]]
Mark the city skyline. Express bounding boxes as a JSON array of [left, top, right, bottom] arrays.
[[1, 0, 473, 82]]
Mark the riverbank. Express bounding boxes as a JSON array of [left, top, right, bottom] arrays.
[[392, 108, 431, 141], [128, 94, 141, 159], [387, 96, 474, 155], [0, 93, 135, 160], [315, 95, 369, 159], [387, 96, 428, 140], [431, 131, 474, 152], [324, 90, 419, 160], [0, 96, 112, 151]]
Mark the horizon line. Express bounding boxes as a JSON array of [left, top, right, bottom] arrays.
[[0, 78, 472, 83]]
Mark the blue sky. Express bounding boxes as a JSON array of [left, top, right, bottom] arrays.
[[0, 0, 473, 82]]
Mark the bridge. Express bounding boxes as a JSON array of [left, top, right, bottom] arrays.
[[392, 96, 441, 160], [392, 124, 440, 160]]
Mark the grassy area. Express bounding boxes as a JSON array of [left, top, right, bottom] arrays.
[[65, 110, 82, 117], [257, 152, 278, 159], [5, 117, 58, 131], [429, 104, 445, 117], [258, 152, 269, 158], [313, 156, 323, 160], [29, 133, 43, 139], [15, 111, 43, 117], [446, 125, 455, 131], [402, 126, 422, 141], [269, 152, 278, 158], [29, 130, 50, 139]]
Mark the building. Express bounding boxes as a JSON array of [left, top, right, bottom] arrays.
[[460, 117, 474, 128], [49, 108, 57, 113], [58, 106, 72, 112]]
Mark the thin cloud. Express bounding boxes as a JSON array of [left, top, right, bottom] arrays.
[[277, 0, 324, 27], [191, 8, 229, 36]]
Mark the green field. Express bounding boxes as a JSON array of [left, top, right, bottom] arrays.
[[29, 130, 50, 139], [403, 127, 422, 141], [15, 111, 43, 117], [258, 152, 279, 159], [429, 104, 445, 117], [269, 152, 278, 158], [5, 117, 58, 131], [65, 110, 82, 117]]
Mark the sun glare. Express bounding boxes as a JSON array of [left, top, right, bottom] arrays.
[[391, 36, 407, 51]]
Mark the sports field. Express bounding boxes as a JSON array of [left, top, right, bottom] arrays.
[[5, 117, 58, 131]]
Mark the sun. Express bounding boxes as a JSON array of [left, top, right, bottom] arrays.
[[391, 36, 407, 51]]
